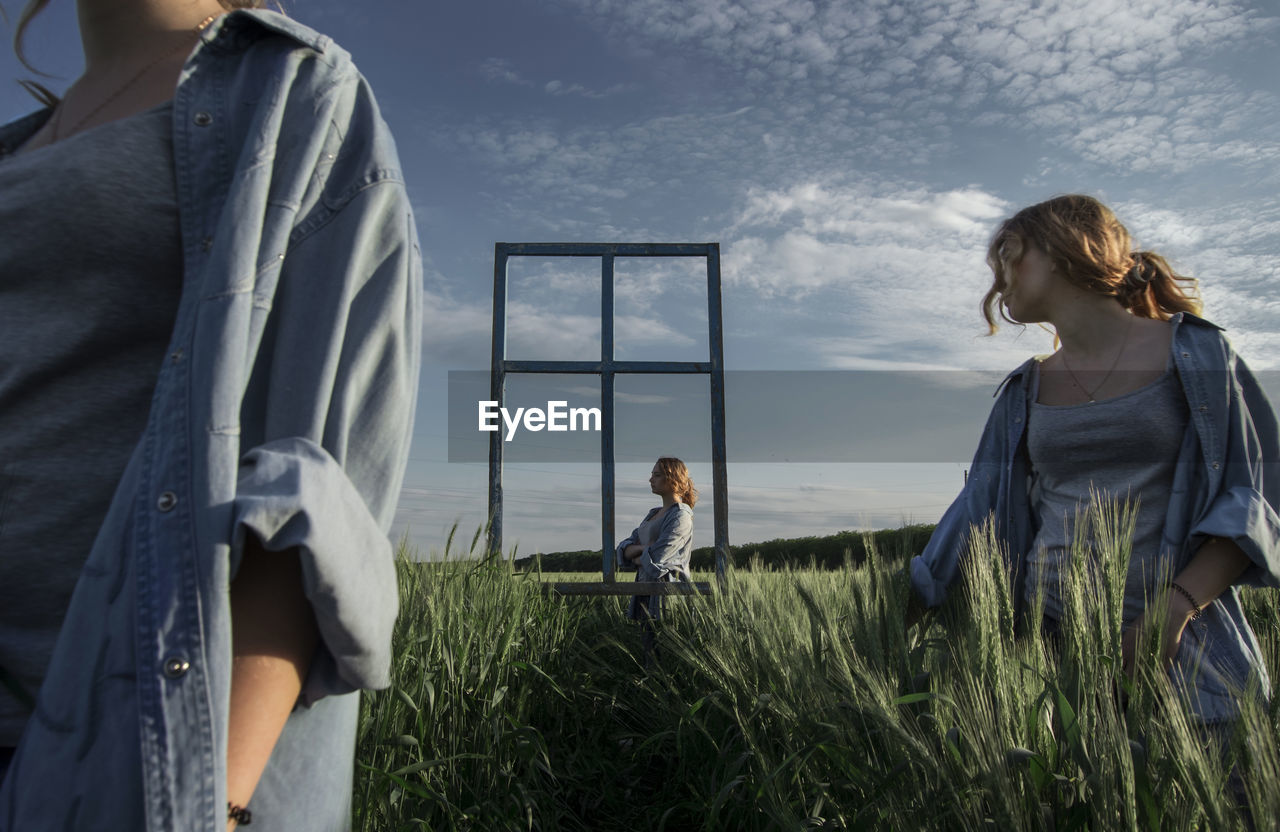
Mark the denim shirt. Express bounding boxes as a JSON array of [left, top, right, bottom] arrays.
[[616, 504, 695, 619], [0, 10, 421, 830], [910, 313, 1280, 722]]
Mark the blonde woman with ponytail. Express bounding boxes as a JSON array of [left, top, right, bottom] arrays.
[[0, 1, 421, 828], [912, 195, 1279, 756]]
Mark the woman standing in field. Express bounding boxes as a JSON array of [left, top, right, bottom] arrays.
[[910, 194, 1279, 731], [0, 0, 420, 828], [617, 457, 697, 621]]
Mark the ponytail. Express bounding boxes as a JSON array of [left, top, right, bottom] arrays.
[[1115, 250, 1201, 320]]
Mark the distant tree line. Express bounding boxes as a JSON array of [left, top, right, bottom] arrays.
[[514, 524, 937, 572]]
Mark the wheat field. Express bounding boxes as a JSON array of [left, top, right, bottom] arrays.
[[354, 513, 1280, 831]]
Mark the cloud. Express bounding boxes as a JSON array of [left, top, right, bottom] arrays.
[[423, 0, 1280, 377], [421, 289, 492, 366], [732, 183, 1007, 239], [422, 289, 700, 368], [718, 177, 1280, 371], [476, 58, 633, 98], [547, 0, 1280, 178], [544, 79, 635, 98], [713, 179, 1046, 369], [477, 57, 535, 87], [439, 0, 1278, 262], [1118, 198, 1280, 367], [440, 104, 774, 215], [559, 385, 675, 405]]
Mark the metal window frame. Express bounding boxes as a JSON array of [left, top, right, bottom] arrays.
[[487, 242, 729, 595]]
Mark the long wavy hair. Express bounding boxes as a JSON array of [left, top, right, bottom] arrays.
[[655, 457, 697, 508], [981, 194, 1202, 333], [9, 0, 273, 106]]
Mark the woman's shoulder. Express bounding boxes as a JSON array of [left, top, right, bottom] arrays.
[[1171, 311, 1227, 341], [657, 504, 694, 540], [992, 355, 1042, 400], [668, 503, 694, 524], [206, 11, 406, 223], [210, 11, 365, 99], [219, 10, 348, 65], [650, 503, 694, 521], [1170, 312, 1237, 367]]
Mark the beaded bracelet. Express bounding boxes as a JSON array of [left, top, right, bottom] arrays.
[[1170, 582, 1203, 621], [228, 802, 252, 825]]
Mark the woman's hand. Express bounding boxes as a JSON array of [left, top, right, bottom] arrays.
[[1120, 590, 1197, 677], [1121, 537, 1250, 678], [624, 543, 644, 561]]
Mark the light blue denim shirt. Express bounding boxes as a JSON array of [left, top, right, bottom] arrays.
[[911, 313, 1280, 723], [0, 10, 421, 830], [616, 504, 695, 619]]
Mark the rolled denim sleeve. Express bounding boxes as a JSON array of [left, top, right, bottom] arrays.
[[232, 173, 421, 702], [232, 438, 399, 698], [1191, 486, 1280, 588], [616, 526, 642, 570], [1189, 357, 1280, 588], [911, 490, 973, 608]]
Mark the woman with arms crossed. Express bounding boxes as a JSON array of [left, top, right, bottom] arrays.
[[0, 1, 421, 828], [618, 458, 697, 622], [910, 195, 1278, 738]]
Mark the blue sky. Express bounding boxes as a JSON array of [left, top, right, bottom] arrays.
[[6, 0, 1280, 558]]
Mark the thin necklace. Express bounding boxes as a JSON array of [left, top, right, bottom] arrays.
[[47, 13, 219, 144], [1059, 316, 1135, 403]]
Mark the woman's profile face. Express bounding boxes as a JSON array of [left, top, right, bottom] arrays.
[[648, 464, 667, 494], [1002, 245, 1058, 324]]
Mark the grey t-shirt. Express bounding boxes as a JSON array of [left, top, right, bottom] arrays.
[[636, 507, 668, 548], [1025, 363, 1189, 624], [0, 103, 182, 744]]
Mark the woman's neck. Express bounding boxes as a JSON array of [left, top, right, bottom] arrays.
[[660, 493, 679, 509], [1050, 292, 1134, 362], [76, 0, 227, 74]]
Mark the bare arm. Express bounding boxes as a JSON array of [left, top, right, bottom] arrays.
[[225, 537, 319, 830], [1172, 537, 1254, 610], [1122, 537, 1251, 674]]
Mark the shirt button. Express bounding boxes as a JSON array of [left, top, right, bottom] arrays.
[[201, 235, 214, 252], [163, 657, 190, 678], [1211, 461, 1220, 470], [193, 111, 213, 126], [1199, 405, 1208, 412], [157, 491, 178, 512]]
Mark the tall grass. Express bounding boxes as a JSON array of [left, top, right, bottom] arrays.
[[355, 511, 1280, 830]]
